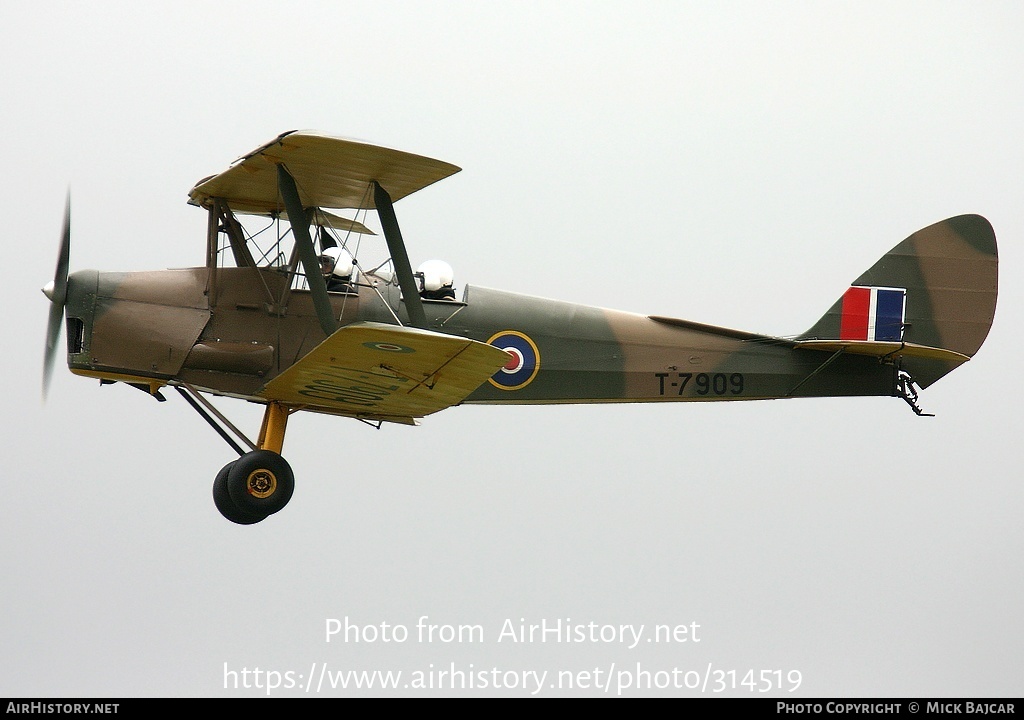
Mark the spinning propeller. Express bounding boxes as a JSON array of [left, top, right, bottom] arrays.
[[42, 192, 71, 399]]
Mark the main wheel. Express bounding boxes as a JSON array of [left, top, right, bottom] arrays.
[[227, 450, 295, 517], [213, 461, 265, 525]]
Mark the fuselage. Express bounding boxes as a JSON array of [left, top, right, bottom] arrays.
[[63, 266, 894, 411]]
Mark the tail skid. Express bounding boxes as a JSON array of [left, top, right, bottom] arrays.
[[896, 371, 934, 416]]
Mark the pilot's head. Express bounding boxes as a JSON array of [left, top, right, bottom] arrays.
[[319, 247, 353, 279], [416, 259, 454, 293], [319, 253, 336, 278]]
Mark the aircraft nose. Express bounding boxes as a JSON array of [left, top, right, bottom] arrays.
[[62, 271, 94, 314], [44, 272, 85, 303]]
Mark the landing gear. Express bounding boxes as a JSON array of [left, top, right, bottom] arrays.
[[213, 460, 263, 525], [228, 450, 295, 517], [212, 452, 295, 524], [177, 389, 297, 525]]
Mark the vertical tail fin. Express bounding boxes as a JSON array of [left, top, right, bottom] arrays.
[[798, 215, 998, 388]]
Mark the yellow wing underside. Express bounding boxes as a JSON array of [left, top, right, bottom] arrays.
[[259, 322, 510, 424], [188, 130, 460, 214]]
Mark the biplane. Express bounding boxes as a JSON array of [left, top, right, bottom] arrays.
[[42, 131, 998, 524]]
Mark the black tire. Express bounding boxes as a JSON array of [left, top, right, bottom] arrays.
[[227, 450, 295, 517], [213, 461, 266, 525]]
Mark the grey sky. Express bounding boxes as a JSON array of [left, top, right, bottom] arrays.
[[3, 1, 1022, 697]]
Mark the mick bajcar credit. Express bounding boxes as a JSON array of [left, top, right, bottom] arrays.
[[777, 703, 1015, 714], [221, 615, 806, 695]]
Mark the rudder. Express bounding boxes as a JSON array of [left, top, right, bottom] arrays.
[[798, 215, 998, 388]]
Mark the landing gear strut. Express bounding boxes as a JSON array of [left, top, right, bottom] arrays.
[[177, 387, 296, 525]]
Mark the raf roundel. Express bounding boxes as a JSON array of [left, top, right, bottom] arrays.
[[361, 341, 415, 353], [487, 330, 541, 390]]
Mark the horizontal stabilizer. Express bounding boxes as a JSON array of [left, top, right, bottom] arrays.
[[259, 322, 511, 423], [794, 340, 970, 364]]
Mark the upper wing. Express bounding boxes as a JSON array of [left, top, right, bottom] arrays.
[[188, 131, 460, 214], [259, 322, 511, 424]]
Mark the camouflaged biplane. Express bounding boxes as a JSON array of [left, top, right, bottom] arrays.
[[43, 131, 998, 524]]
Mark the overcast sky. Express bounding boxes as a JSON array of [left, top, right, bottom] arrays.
[[3, 1, 1022, 697]]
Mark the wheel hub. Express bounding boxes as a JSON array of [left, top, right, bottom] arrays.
[[246, 469, 278, 498]]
